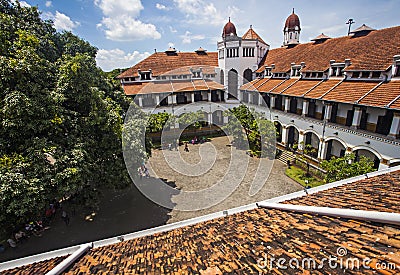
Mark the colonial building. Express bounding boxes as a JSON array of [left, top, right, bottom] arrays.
[[116, 11, 400, 170]]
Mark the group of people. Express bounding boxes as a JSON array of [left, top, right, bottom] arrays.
[[137, 164, 150, 179], [3, 200, 71, 251]]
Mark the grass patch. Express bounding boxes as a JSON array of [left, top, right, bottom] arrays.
[[285, 166, 325, 187]]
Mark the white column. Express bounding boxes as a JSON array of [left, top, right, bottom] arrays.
[[238, 90, 242, 101], [191, 93, 195, 103], [138, 96, 143, 107], [389, 113, 400, 138], [156, 95, 160, 106], [224, 91, 229, 101], [258, 94, 263, 106], [168, 95, 173, 105], [270, 95, 276, 109], [302, 100, 309, 117], [208, 91, 212, 102], [223, 115, 228, 124], [298, 131, 305, 151], [172, 94, 177, 104], [208, 113, 212, 125], [324, 104, 332, 121], [351, 107, 362, 129], [284, 97, 290, 113], [318, 139, 327, 160], [281, 126, 288, 145]]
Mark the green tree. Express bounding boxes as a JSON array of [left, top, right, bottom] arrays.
[[222, 105, 276, 155], [320, 153, 376, 183]]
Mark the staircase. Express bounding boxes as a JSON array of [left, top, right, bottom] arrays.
[[276, 149, 295, 165]]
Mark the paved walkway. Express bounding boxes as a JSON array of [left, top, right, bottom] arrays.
[[0, 136, 301, 262]]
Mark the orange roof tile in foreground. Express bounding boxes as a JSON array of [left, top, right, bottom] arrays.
[[304, 79, 342, 99], [286, 170, 400, 213], [322, 80, 380, 103], [359, 80, 400, 108], [123, 82, 149, 95], [257, 78, 286, 93], [257, 26, 400, 73], [117, 52, 218, 79], [282, 79, 322, 96], [3, 169, 400, 274]]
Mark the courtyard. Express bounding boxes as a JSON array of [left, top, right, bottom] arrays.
[[0, 136, 301, 262]]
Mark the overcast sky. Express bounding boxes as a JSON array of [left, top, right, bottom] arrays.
[[21, 0, 400, 71]]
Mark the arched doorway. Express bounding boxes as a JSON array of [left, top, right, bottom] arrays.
[[304, 132, 320, 158], [274, 121, 282, 143], [212, 110, 223, 126], [353, 149, 380, 169], [228, 69, 238, 99], [287, 126, 299, 148], [243, 68, 252, 84], [325, 138, 346, 160]]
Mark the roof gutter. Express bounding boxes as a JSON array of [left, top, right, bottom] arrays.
[[256, 202, 400, 226], [46, 243, 92, 275]]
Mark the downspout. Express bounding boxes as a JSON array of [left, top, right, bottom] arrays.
[[46, 243, 92, 275], [256, 202, 400, 226]]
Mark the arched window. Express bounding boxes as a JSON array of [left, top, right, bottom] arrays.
[[243, 69, 252, 84], [228, 69, 238, 99]]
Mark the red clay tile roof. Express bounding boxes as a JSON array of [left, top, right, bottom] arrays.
[[117, 52, 218, 79], [390, 97, 400, 110], [3, 170, 400, 274], [286, 170, 400, 213], [241, 77, 270, 91], [304, 79, 342, 99], [282, 79, 322, 96], [358, 80, 400, 108], [257, 78, 286, 93], [242, 27, 267, 45], [257, 26, 400, 73], [322, 80, 380, 103], [125, 79, 223, 95], [269, 78, 299, 94], [4, 255, 67, 275]]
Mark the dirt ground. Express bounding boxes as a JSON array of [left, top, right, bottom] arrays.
[[0, 136, 301, 262]]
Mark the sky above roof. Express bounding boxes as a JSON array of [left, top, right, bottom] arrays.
[[21, 0, 400, 71]]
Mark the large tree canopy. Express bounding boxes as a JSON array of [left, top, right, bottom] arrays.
[[0, 0, 130, 237]]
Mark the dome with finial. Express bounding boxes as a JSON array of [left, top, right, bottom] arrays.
[[284, 8, 301, 31], [222, 17, 237, 38]]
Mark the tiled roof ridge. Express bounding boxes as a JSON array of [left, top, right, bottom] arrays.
[[301, 79, 326, 97], [356, 79, 386, 103], [319, 77, 346, 99], [278, 77, 301, 94], [257, 202, 400, 226]]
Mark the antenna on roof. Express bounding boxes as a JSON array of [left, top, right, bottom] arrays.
[[346, 18, 355, 36]]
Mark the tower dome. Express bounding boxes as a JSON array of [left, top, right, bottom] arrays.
[[222, 18, 237, 38], [283, 8, 301, 46], [284, 8, 301, 31]]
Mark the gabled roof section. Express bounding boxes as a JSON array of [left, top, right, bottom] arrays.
[[282, 79, 323, 96], [117, 52, 218, 79], [242, 26, 268, 45], [311, 33, 331, 42], [257, 25, 400, 73], [322, 80, 380, 103], [359, 80, 400, 108]]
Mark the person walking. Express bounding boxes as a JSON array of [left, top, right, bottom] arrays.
[[184, 143, 189, 152], [61, 210, 70, 226]]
